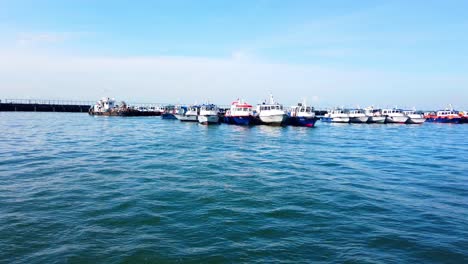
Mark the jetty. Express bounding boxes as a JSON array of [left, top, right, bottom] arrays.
[[0, 99, 93, 113]]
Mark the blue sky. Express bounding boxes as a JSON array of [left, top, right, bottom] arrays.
[[0, 0, 467, 109]]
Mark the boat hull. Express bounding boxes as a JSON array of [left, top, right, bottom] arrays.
[[289, 117, 317, 127], [198, 115, 219, 125], [162, 113, 177, 119], [89, 109, 146, 116], [426, 117, 462, 124], [349, 116, 369, 123], [322, 117, 350, 123], [224, 116, 253, 126], [406, 118, 426, 124], [368, 116, 386, 123], [259, 114, 288, 126], [385, 116, 408, 124], [175, 114, 198, 122]]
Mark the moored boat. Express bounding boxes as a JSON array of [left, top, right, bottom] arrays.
[[175, 105, 199, 122], [347, 109, 369, 123], [382, 109, 408, 124], [224, 99, 254, 125], [89, 97, 140, 116], [322, 108, 349, 123], [403, 110, 426, 124], [364, 107, 386, 123], [255, 94, 288, 126], [288, 101, 317, 127], [198, 104, 220, 125], [161, 105, 177, 119], [425, 109, 462, 124]]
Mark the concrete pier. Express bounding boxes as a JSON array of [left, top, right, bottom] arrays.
[[0, 99, 92, 113]]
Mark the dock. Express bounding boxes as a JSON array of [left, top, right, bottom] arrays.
[[0, 99, 93, 113]]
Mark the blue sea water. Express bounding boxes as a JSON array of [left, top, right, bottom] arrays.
[[0, 112, 467, 263]]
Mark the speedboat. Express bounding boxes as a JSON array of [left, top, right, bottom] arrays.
[[255, 94, 288, 126], [403, 110, 426, 124], [347, 109, 369, 123], [198, 104, 220, 125], [364, 106, 386, 123], [425, 109, 462, 124], [175, 105, 199, 122], [381, 109, 408, 124], [224, 99, 254, 125], [288, 101, 317, 127], [322, 108, 349, 123]]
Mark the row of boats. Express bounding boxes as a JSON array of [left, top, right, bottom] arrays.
[[164, 95, 318, 127], [89, 97, 468, 125], [324, 108, 468, 124]]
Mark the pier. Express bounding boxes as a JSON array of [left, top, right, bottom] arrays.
[[0, 99, 93, 113], [0, 98, 330, 115]]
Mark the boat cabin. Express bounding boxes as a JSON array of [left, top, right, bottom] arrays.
[[382, 109, 403, 115], [437, 110, 458, 116], [259, 105, 284, 111], [331, 109, 346, 114], [347, 109, 365, 115], [228, 99, 253, 116], [201, 104, 218, 111]]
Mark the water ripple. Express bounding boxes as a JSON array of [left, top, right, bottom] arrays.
[[0, 112, 467, 263]]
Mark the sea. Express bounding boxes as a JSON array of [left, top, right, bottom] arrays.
[[1, 112, 467, 263]]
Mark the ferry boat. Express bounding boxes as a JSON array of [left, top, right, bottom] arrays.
[[288, 101, 317, 127], [322, 108, 349, 123], [403, 110, 426, 124], [175, 105, 199, 122], [425, 109, 462, 124], [161, 105, 177, 119], [224, 99, 254, 125], [381, 109, 408, 124], [347, 109, 369, 123], [364, 107, 386, 123], [255, 94, 288, 126], [198, 104, 220, 125]]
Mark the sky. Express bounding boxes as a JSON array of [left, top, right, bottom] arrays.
[[0, 0, 467, 109]]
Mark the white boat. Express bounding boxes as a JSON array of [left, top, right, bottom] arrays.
[[88, 97, 142, 116], [91, 97, 117, 114], [364, 107, 386, 123], [403, 110, 426, 124], [256, 94, 288, 125], [175, 105, 199, 122], [347, 109, 369, 123], [198, 104, 220, 125], [382, 109, 408, 124], [322, 109, 350, 123]]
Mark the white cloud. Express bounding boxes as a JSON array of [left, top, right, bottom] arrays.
[[15, 32, 90, 47]]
